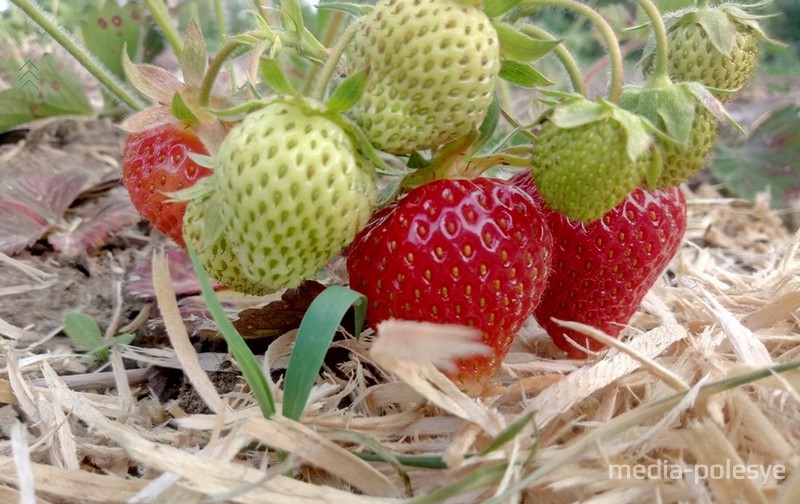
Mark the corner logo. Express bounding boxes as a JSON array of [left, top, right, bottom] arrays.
[[18, 60, 40, 91]]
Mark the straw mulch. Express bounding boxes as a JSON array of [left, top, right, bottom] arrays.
[[1, 174, 800, 502]]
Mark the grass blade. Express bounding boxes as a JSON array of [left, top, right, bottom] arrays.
[[282, 286, 366, 420], [188, 247, 276, 418]]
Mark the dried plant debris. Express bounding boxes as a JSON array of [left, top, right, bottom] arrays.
[[1, 182, 798, 503]]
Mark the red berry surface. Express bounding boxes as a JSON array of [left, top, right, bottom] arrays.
[[347, 177, 553, 386], [510, 171, 687, 358], [122, 123, 211, 247]]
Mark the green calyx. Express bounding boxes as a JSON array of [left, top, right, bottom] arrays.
[[547, 96, 654, 163]]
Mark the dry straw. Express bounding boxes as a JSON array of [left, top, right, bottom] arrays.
[[1, 184, 800, 502]]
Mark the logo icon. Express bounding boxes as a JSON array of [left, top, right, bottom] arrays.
[[18, 60, 40, 92]]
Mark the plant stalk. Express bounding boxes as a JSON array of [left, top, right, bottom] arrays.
[[520, 0, 624, 102], [637, 0, 671, 83], [311, 19, 360, 102], [198, 37, 249, 107], [144, 0, 183, 57], [302, 10, 346, 96]]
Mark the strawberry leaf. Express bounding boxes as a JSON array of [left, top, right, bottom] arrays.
[[48, 188, 141, 257], [0, 55, 92, 133], [259, 58, 296, 96], [710, 103, 800, 208], [474, 97, 500, 154], [0, 200, 49, 255], [621, 83, 696, 145], [326, 68, 368, 113], [181, 19, 208, 89], [171, 92, 199, 125], [63, 312, 105, 354], [499, 60, 553, 88], [122, 52, 182, 105], [79, 1, 142, 80], [493, 22, 560, 62], [691, 8, 738, 57], [484, 0, 525, 18]]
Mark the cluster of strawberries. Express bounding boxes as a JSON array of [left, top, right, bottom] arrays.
[[120, 0, 769, 389]]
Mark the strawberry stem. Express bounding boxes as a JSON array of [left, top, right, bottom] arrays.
[[516, 24, 587, 97], [144, 0, 184, 57], [519, 0, 623, 103], [9, 0, 146, 112], [198, 36, 250, 107], [302, 11, 346, 96], [311, 19, 360, 102], [637, 0, 671, 84]]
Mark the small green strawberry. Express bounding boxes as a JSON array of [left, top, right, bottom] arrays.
[[641, 3, 775, 102], [620, 80, 733, 189], [531, 96, 656, 222], [655, 104, 717, 188], [183, 190, 274, 296], [349, 0, 500, 155], [213, 97, 377, 291]]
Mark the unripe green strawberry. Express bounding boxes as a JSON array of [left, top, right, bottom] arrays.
[[214, 98, 377, 291], [531, 98, 654, 222], [641, 4, 771, 102], [654, 104, 717, 188], [183, 191, 273, 296], [349, 0, 500, 155]]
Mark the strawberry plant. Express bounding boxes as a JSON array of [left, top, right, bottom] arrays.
[[9, 0, 781, 429]]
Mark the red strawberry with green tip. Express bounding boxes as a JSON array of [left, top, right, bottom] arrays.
[[510, 171, 686, 358], [347, 177, 553, 389], [122, 122, 212, 248]]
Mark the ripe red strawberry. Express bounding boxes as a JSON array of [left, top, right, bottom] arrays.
[[510, 171, 686, 358], [347, 178, 553, 388], [122, 122, 212, 248]]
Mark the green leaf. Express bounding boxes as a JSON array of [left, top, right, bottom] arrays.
[[63, 312, 104, 352], [282, 286, 366, 420], [621, 84, 696, 145], [189, 247, 276, 418], [170, 91, 199, 125], [484, 0, 525, 18], [317, 2, 374, 16], [499, 60, 553, 88], [607, 102, 654, 162], [180, 19, 208, 89], [549, 97, 606, 128], [0, 55, 92, 133], [122, 50, 181, 104], [80, 0, 142, 80], [493, 22, 560, 62], [474, 97, 500, 154], [260, 59, 296, 96], [481, 411, 536, 456], [710, 104, 800, 208], [693, 9, 738, 57], [409, 464, 508, 504], [326, 68, 368, 113], [377, 175, 404, 207], [280, 0, 306, 34], [114, 333, 136, 346], [330, 115, 391, 173]]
